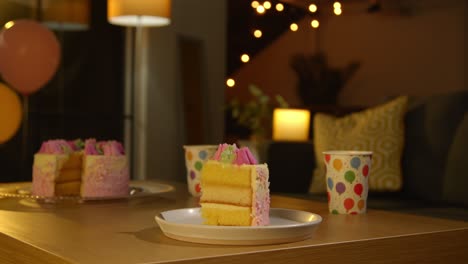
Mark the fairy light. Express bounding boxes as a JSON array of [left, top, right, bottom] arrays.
[[290, 23, 298, 32], [254, 29, 262, 38], [275, 3, 284, 11], [333, 2, 341, 9], [226, 78, 235, 88], [241, 54, 250, 63], [309, 4, 317, 13], [256, 5, 265, 14], [334, 8, 342, 15], [251, 1, 260, 8], [263, 1, 271, 9], [311, 19, 319, 28], [4, 21, 14, 29]]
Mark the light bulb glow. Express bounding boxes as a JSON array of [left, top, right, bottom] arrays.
[[334, 8, 342, 15], [251, 1, 260, 8], [311, 19, 319, 28], [256, 5, 265, 14], [226, 78, 235, 87], [263, 1, 271, 9], [241, 54, 250, 63], [290, 23, 298, 31], [4, 21, 14, 29], [276, 3, 284, 11], [333, 2, 341, 9], [254, 29, 262, 38], [309, 4, 317, 13]]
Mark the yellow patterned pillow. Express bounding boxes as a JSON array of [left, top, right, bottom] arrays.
[[310, 96, 408, 193]]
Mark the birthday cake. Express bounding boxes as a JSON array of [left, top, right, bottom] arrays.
[[32, 139, 129, 198], [200, 144, 270, 226]]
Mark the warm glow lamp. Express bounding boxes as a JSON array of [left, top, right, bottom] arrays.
[[107, 0, 171, 180], [108, 0, 171, 27], [41, 0, 90, 31], [273, 109, 310, 141]]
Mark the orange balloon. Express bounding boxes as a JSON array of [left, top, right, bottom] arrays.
[[333, 159, 343, 171], [0, 19, 61, 95], [0, 83, 22, 143], [358, 199, 365, 210]]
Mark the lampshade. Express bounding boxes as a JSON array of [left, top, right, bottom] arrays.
[[41, 0, 90, 31], [108, 0, 171, 27], [273, 109, 311, 142]]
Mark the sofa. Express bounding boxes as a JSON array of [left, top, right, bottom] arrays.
[[267, 90, 468, 221]]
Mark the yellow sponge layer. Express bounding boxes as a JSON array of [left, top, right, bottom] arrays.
[[56, 169, 82, 183], [55, 181, 81, 196], [201, 161, 252, 188], [61, 153, 83, 169], [201, 203, 251, 226], [200, 185, 252, 206]]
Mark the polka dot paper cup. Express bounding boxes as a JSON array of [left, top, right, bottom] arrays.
[[323, 151, 372, 214], [183, 145, 218, 197]]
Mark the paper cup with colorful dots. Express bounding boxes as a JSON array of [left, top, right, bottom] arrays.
[[323, 151, 372, 214], [183, 145, 218, 197]]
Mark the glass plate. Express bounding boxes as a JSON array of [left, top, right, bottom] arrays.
[[0, 181, 174, 202], [155, 208, 322, 245]]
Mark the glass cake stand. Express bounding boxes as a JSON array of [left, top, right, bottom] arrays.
[[0, 181, 174, 203]]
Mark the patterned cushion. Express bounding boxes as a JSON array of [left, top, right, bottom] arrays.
[[310, 96, 408, 193]]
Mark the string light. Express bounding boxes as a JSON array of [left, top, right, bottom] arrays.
[[226, 78, 235, 87], [309, 4, 317, 13], [333, 2, 341, 9], [254, 29, 262, 38], [290, 23, 298, 32], [263, 1, 271, 9], [4, 21, 14, 29], [241, 54, 250, 63], [275, 3, 284, 12], [311, 19, 319, 28], [334, 8, 342, 15], [256, 5, 265, 14], [251, 1, 260, 8]]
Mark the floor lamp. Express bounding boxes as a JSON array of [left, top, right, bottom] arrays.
[[107, 0, 171, 180]]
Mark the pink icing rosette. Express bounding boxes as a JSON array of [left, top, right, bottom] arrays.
[[84, 139, 99, 155], [38, 139, 73, 154], [67, 139, 84, 151], [234, 147, 257, 165], [212, 143, 257, 165], [101, 141, 125, 156]]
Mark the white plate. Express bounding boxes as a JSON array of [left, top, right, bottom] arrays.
[[0, 181, 174, 202], [155, 207, 322, 245]]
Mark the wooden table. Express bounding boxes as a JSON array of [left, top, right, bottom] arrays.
[[0, 180, 467, 264]]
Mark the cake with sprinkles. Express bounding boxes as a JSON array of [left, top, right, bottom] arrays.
[[32, 139, 129, 198]]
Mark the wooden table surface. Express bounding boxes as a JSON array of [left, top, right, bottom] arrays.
[[0, 180, 467, 264]]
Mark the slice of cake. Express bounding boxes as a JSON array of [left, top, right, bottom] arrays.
[[200, 144, 270, 226], [32, 139, 129, 198]]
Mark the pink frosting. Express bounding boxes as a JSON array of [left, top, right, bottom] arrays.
[[101, 141, 125, 156], [252, 166, 270, 226], [212, 143, 257, 165], [81, 156, 129, 197], [84, 139, 125, 156], [84, 139, 99, 155], [234, 147, 257, 165], [38, 140, 73, 154], [212, 143, 230, 161], [38, 138, 125, 156], [67, 139, 84, 151]]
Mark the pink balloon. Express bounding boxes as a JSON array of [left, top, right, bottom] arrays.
[[0, 19, 61, 95]]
